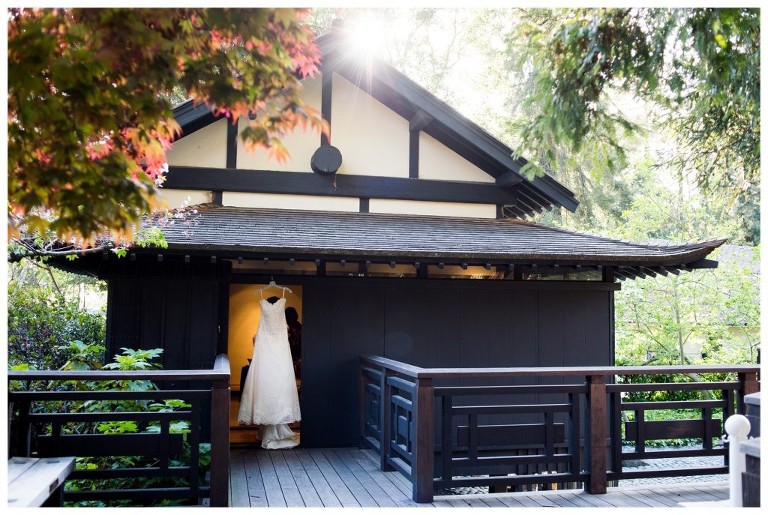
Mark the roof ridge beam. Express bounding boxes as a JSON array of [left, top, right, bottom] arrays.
[[496, 169, 524, 188], [409, 110, 433, 132]]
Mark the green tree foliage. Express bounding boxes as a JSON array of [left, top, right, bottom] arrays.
[[7, 280, 106, 370], [8, 8, 326, 246], [613, 175, 760, 367], [511, 8, 759, 242]]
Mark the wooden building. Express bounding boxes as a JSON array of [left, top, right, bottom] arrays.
[[59, 30, 724, 449]]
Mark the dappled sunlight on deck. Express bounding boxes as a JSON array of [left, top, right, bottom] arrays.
[[229, 447, 730, 507]]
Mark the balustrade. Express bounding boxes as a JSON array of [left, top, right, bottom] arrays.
[[359, 356, 759, 503], [7, 354, 230, 507]]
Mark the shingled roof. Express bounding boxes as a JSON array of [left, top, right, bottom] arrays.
[[148, 205, 725, 280]]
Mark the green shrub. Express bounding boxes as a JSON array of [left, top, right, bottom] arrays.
[[7, 281, 105, 370]]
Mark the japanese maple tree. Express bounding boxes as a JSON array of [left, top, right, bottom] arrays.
[[8, 8, 327, 251]]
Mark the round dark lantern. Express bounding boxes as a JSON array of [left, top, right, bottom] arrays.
[[311, 145, 342, 175]]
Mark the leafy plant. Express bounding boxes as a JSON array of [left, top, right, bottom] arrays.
[[7, 280, 105, 371]]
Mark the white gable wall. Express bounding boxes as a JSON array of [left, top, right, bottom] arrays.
[[158, 189, 213, 210], [166, 118, 228, 168], [419, 133, 494, 183], [370, 199, 495, 218], [164, 71, 501, 218], [222, 192, 359, 212], [331, 74, 409, 178], [236, 77, 322, 172]]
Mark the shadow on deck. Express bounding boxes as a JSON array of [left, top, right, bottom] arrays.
[[229, 447, 730, 508]]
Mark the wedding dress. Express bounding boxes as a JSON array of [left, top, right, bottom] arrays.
[[237, 296, 301, 449]]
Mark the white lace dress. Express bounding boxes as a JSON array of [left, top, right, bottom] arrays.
[[237, 297, 301, 449]]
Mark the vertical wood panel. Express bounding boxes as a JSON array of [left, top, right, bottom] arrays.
[[300, 285, 332, 448], [328, 285, 385, 446], [163, 280, 190, 371], [139, 281, 165, 354], [188, 281, 219, 369], [383, 287, 461, 368], [106, 278, 142, 357]]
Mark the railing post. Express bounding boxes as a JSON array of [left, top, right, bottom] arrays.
[[209, 376, 230, 507], [380, 368, 394, 471], [724, 414, 751, 507], [586, 374, 607, 494], [737, 371, 758, 416], [411, 376, 434, 503], [358, 362, 366, 447]]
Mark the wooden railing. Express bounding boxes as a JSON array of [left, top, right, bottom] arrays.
[[7, 354, 231, 507], [359, 356, 760, 503]]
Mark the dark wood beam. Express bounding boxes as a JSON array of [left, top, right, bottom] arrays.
[[409, 131, 419, 179], [409, 110, 433, 132], [321, 70, 333, 146], [687, 259, 719, 269], [165, 166, 519, 206], [495, 169, 524, 187], [225, 121, 238, 168]]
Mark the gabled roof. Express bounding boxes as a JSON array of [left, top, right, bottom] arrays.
[[317, 31, 578, 217], [171, 30, 578, 218], [147, 205, 724, 279]]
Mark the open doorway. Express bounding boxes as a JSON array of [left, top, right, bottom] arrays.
[[227, 283, 303, 445]]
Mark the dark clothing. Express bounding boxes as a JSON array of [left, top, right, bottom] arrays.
[[288, 322, 302, 378]]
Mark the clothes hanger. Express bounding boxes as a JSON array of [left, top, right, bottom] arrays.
[[254, 277, 293, 295]]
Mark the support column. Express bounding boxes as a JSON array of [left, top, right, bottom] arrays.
[[586, 374, 607, 494], [411, 376, 434, 503]]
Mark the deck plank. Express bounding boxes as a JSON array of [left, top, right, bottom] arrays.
[[463, 497, 489, 508], [568, 490, 617, 508], [554, 491, 603, 508], [358, 447, 418, 500], [624, 485, 684, 507], [516, 494, 556, 508], [656, 484, 725, 505], [306, 449, 361, 507], [346, 448, 423, 507], [242, 448, 269, 507], [232, 446, 728, 509], [651, 485, 703, 505], [332, 449, 398, 507], [478, 496, 506, 507], [602, 490, 651, 507], [541, 492, 583, 508], [295, 449, 343, 507], [687, 484, 729, 502], [317, 449, 378, 507], [621, 488, 672, 507], [268, 450, 305, 507], [228, 449, 251, 507], [255, 450, 286, 507], [496, 495, 528, 508], [281, 450, 324, 507]]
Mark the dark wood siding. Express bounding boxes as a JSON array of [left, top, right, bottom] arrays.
[[105, 271, 613, 449], [299, 279, 613, 447], [105, 276, 224, 375]]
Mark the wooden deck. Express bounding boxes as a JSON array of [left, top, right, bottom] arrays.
[[229, 447, 730, 508]]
